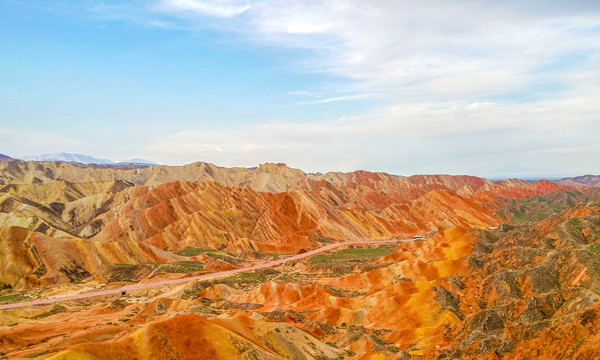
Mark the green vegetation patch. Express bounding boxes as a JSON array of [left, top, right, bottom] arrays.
[[0, 292, 28, 304], [32, 303, 67, 319], [310, 245, 393, 266], [368, 333, 392, 347], [510, 209, 533, 224], [315, 235, 334, 243], [564, 217, 594, 243], [190, 305, 219, 315], [271, 271, 318, 284], [505, 190, 582, 224], [175, 247, 234, 258], [507, 197, 550, 223], [239, 251, 290, 260], [159, 261, 205, 273], [589, 244, 600, 255], [175, 247, 243, 264], [323, 285, 366, 298], [108, 264, 152, 282], [0, 288, 43, 305], [259, 252, 289, 259], [181, 268, 280, 299]]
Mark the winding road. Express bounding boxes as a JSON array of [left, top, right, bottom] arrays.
[[0, 238, 415, 310]]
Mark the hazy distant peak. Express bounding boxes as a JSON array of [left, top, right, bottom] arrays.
[[556, 174, 600, 187], [0, 153, 17, 162], [22, 153, 115, 164], [21, 153, 158, 166], [116, 158, 158, 166]]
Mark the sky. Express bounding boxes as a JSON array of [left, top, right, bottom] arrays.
[[0, 0, 599, 178]]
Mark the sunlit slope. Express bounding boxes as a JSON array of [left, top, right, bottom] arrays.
[[0, 161, 307, 191], [2, 195, 600, 359], [0, 226, 181, 288], [88, 180, 518, 254], [45, 314, 339, 360], [0, 162, 571, 288], [0, 180, 133, 238]]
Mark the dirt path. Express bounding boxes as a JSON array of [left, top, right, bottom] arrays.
[[0, 238, 415, 310]]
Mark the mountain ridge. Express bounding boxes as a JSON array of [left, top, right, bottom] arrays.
[[4, 155, 596, 183], [556, 174, 600, 187], [0, 153, 17, 162]]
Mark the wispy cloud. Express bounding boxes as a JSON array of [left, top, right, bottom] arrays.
[[144, 84, 600, 176], [89, 3, 181, 29], [111, 0, 600, 105], [36, 1, 600, 176], [111, 0, 600, 176], [155, 0, 250, 18], [293, 93, 377, 106]]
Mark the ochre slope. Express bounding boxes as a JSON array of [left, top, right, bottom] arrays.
[[0, 180, 133, 238], [45, 313, 339, 360], [0, 161, 307, 192], [2, 193, 600, 359], [0, 163, 572, 288], [2, 161, 592, 360], [212, 226, 478, 356], [0, 226, 181, 288], [90, 177, 560, 255], [421, 203, 600, 359]]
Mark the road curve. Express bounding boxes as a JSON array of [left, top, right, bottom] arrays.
[[0, 238, 415, 310]]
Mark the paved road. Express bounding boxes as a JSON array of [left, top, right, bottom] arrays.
[[0, 238, 414, 310]]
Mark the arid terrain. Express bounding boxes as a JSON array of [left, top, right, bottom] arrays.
[[1, 158, 599, 359]]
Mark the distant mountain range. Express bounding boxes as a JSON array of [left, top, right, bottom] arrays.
[[555, 174, 600, 187], [21, 153, 114, 164], [0, 153, 597, 185], [18, 152, 157, 166]]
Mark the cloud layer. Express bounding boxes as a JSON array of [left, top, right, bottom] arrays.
[[6, 1, 597, 177], [136, 0, 599, 176], [148, 0, 600, 101], [146, 91, 600, 176]]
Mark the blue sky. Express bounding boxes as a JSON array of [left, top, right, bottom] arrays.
[[1, 0, 599, 177]]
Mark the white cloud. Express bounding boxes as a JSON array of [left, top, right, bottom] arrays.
[[293, 93, 377, 106], [144, 84, 600, 177], [82, 1, 600, 176], [139, 0, 600, 105], [156, 0, 250, 18]]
